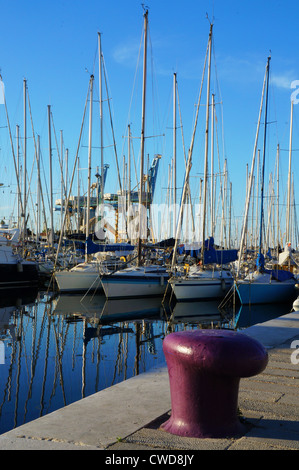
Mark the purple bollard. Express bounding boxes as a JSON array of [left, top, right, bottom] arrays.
[[161, 329, 268, 438]]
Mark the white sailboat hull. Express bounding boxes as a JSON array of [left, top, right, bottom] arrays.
[[169, 269, 233, 301], [54, 264, 103, 293], [101, 266, 169, 299]]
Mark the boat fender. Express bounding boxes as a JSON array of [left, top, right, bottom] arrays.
[[293, 297, 299, 311], [160, 275, 164, 286], [221, 278, 226, 291], [184, 264, 190, 274]]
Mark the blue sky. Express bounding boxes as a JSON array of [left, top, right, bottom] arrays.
[[0, 0, 298, 244]]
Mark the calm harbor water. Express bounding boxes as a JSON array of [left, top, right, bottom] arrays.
[[0, 287, 294, 435]]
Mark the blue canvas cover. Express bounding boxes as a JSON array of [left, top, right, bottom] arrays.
[[86, 236, 135, 255], [177, 237, 238, 265]]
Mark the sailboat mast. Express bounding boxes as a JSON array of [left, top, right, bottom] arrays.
[[170, 28, 209, 271], [48, 104, 54, 249], [23, 79, 27, 243], [258, 55, 271, 263], [210, 92, 215, 237], [36, 135, 41, 243], [236, 64, 267, 278], [276, 144, 280, 258], [60, 130, 64, 233], [127, 124, 132, 239], [85, 75, 94, 260], [173, 72, 177, 238], [16, 124, 20, 229], [98, 32, 104, 214], [137, 8, 148, 266], [286, 99, 293, 244], [201, 23, 213, 262]]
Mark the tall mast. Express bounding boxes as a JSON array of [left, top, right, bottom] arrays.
[[36, 135, 41, 243], [276, 144, 280, 258], [77, 156, 80, 233], [286, 99, 293, 244], [48, 104, 54, 248], [201, 23, 213, 262], [137, 8, 148, 266], [257, 55, 271, 267], [60, 130, 64, 232], [171, 27, 209, 270], [16, 124, 20, 229], [236, 64, 267, 277], [173, 72, 177, 238], [64, 147, 68, 235], [23, 79, 27, 243], [98, 32, 104, 217], [85, 74, 94, 260], [210, 92, 215, 237], [127, 124, 132, 240]]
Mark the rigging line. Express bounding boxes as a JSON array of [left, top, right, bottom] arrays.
[[18, 130, 35, 212], [101, 53, 122, 191], [54, 78, 90, 270], [211, 35, 227, 162], [50, 111, 68, 201], [26, 88, 51, 246], [148, 25, 162, 154], [1, 75, 24, 216], [268, 65, 280, 146], [123, 23, 144, 155], [92, 35, 99, 77]]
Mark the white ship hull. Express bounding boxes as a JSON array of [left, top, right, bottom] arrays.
[[54, 263, 103, 293], [169, 268, 233, 301], [101, 266, 169, 299]]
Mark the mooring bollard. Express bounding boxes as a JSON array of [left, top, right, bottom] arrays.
[[161, 329, 268, 438]]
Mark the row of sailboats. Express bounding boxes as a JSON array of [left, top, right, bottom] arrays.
[[54, 11, 298, 306], [54, 14, 237, 302], [0, 10, 297, 304], [55, 10, 171, 298], [1, 9, 295, 306]]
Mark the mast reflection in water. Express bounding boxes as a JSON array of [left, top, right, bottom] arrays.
[[0, 289, 293, 435]]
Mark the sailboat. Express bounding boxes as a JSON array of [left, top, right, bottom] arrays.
[[0, 228, 39, 288], [100, 9, 170, 300], [55, 34, 131, 293], [168, 23, 236, 302], [234, 57, 297, 305], [54, 73, 103, 293], [168, 244, 235, 301]]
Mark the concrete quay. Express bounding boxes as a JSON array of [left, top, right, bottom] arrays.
[[1, 310, 299, 451]]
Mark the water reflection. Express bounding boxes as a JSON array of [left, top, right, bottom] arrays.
[[168, 300, 224, 326], [0, 290, 293, 435], [233, 301, 295, 329]]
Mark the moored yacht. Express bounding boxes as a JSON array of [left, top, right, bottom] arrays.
[[54, 252, 127, 293], [235, 269, 296, 305], [169, 265, 234, 301], [0, 229, 38, 289], [100, 265, 169, 299]]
